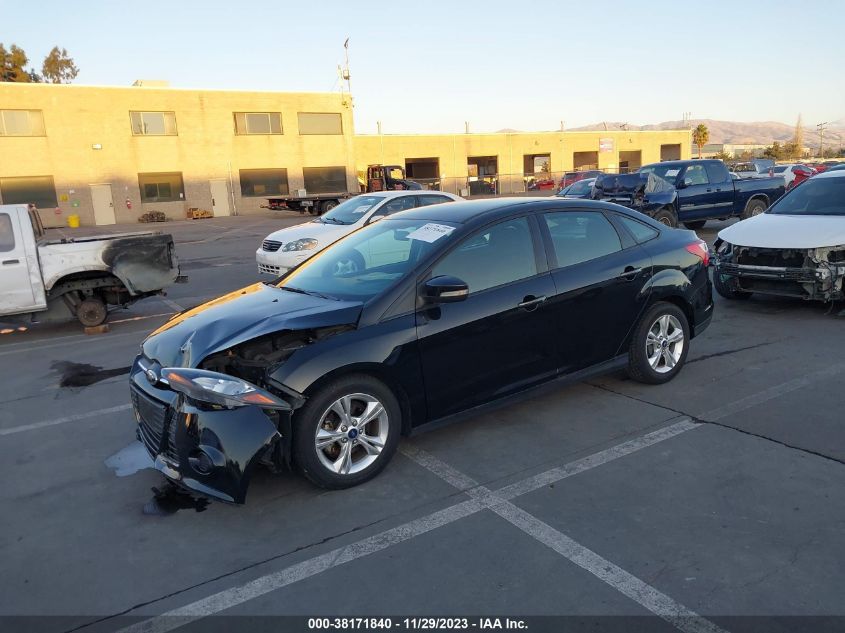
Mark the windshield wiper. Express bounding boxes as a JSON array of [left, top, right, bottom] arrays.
[[320, 217, 344, 224], [279, 285, 338, 301]]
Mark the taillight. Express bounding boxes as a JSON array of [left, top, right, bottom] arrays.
[[685, 240, 709, 267]]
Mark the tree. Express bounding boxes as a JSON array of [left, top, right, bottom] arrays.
[[41, 46, 78, 84], [714, 150, 732, 162], [692, 124, 709, 159], [0, 43, 38, 82], [1, 43, 78, 83], [763, 142, 785, 160], [792, 114, 804, 159]]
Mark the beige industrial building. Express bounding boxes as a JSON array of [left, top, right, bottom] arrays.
[[0, 82, 691, 227]]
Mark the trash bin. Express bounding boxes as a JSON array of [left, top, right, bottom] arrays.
[[67, 214, 80, 228]]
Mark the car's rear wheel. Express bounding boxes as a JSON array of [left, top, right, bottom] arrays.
[[740, 198, 767, 220], [652, 207, 678, 228], [713, 270, 753, 300], [293, 374, 401, 489], [683, 220, 706, 230], [627, 302, 689, 384], [320, 199, 339, 214], [77, 296, 107, 327]]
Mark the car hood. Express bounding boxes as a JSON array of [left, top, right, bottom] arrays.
[[264, 221, 355, 245], [142, 282, 363, 368], [718, 214, 845, 249]]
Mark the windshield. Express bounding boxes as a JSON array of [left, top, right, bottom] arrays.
[[317, 196, 384, 225], [638, 164, 681, 185], [278, 218, 460, 302], [768, 177, 845, 216], [565, 179, 594, 196]]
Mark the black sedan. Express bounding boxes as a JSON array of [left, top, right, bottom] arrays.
[[131, 198, 713, 503]]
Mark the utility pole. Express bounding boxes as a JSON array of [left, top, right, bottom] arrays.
[[339, 38, 352, 106], [817, 122, 828, 158]]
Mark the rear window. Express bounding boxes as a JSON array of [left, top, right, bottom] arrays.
[[773, 166, 788, 173]]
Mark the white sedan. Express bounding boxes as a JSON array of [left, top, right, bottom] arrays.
[[256, 190, 462, 276], [712, 170, 845, 302]]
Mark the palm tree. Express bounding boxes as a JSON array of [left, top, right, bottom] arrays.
[[692, 124, 709, 159]]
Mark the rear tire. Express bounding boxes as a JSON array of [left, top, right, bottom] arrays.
[[627, 301, 690, 384], [713, 270, 752, 300], [740, 198, 767, 220], [683, 220, 706, 230], [77, 296, 107, 327], [652, 207, 678, 228], [293, 374, 401, 489]]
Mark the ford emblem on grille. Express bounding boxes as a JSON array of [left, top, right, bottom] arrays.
[[145, 368, 158, 385]]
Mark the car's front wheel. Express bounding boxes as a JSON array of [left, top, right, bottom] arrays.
[[293, 374, 401, 489], [627, 302, 690, 384]]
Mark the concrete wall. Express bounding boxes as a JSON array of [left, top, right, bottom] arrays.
[[0, 83, 356, 227], [353, 129, 692, 195]]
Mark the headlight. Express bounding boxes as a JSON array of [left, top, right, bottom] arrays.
[[161, 368, 291, 410], [282, 238, 318, 252]]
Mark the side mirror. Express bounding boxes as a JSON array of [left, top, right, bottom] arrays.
[[676, 178, 691, 189], [423, 275, 469, 304]]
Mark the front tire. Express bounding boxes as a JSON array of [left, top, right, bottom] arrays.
[[652, 207, 678, 228], [293, 374, 401, 489], [627, 302, 690, 384]]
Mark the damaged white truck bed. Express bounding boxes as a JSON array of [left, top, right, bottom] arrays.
[[1, 204, 183, 326]]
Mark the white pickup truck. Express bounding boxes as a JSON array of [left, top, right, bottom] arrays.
[[1, 204, 183, 327]]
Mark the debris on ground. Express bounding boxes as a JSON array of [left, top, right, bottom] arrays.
[[138, 211, 167, 223]]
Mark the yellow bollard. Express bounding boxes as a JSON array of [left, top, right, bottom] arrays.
[[67, 214, 80, 228]]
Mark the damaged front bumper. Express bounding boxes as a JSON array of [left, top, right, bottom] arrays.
[[130, 358, 298, 504], [713, 241, 845, 301]]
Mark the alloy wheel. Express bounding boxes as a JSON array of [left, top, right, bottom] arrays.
[[314, 393, 389, 475], [645, 314, 684, 374]]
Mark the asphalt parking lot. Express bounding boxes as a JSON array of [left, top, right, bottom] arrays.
[[2, 211, 844, 633]]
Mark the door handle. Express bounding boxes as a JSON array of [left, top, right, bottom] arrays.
[[706, 188, 712, 192], [517, 295, 546, 310], [618, 266, 642, 280], [2, 259, 20, 265]]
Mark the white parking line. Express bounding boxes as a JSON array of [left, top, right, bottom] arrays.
[[114, 418, 700, 633], [698, 362, 845, 422], [403, 436, 727, 633], [0, 404, 132, 436], [159, 298, 184, 312]]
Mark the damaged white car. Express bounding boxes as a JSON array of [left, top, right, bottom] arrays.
[[713, 170, 845, 302]]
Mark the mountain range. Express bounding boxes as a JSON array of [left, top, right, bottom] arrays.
[[568, 118, 845, 147]]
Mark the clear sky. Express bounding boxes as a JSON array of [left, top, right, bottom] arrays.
[[3, 0, 843, 134]]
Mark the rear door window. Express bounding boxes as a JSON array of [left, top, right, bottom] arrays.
[[542, 211, 622, 268], [616, 214, 659, 244], [417, 195, 453, 206]]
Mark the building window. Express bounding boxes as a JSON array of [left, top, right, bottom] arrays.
[[0, 175, 58, 208], [234, 112, 282, 135], [130, 111, 177, 136], [303, 167, 347, 194], [239, 168, 289, 197], [297, 112, 343, 135], [0, 110, 46, 136], [138, 172, 184, 202]]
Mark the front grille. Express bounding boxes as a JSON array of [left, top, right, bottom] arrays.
[[258, 263, 282, 275], [131, 386, 176, 460], [719, 262, 815, 282], [262, 240, 283, 252]]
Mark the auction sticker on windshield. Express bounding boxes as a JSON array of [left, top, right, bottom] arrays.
[[406, 223, 455, 243]]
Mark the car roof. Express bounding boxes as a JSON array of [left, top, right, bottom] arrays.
[[391, 196, 628, 226], [812, 169, 845, 180]]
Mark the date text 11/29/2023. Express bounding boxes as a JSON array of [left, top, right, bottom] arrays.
[[307, 617, 528, 630]]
